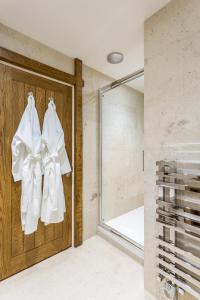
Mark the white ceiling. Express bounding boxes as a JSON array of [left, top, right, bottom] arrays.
[[0, 0, 170, 79]]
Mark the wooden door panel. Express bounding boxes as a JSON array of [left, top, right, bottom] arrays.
[[11, 80, 25, 257], [0, 64, 8, 280], [0, 64, 72, 279], [54, 89, 72, 246]]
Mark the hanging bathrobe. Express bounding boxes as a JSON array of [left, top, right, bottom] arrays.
[[12, 94, 42, 235], [41, 100, 71, 225]]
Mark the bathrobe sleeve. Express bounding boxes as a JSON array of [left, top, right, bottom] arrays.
[[11, 109, 29, 182], [11, 137, 26, 182], [59, 145, 71, 175]]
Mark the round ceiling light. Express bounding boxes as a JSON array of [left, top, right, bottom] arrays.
[[107, 52, 124, 64]]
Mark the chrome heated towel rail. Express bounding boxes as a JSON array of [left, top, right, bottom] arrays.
[[156, 160, 200, 299]]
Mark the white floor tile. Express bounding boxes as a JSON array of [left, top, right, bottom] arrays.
[[0, 236, 148, 300]]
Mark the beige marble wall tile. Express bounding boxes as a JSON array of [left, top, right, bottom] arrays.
[[0, 23, 74, 74], [145, 0, 200, 299], [82, 65, 112, 239], [101, 85, 144, 221]]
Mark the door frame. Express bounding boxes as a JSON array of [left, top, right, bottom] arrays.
[[0, 47, 83, 247]]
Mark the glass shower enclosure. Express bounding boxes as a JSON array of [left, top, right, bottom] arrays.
[[99, 69, 144, 250]]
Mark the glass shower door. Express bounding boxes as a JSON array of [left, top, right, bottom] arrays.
[[99, 72, 144, 249]]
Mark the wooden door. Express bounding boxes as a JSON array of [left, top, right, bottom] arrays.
[[0, 63, 72, 279]]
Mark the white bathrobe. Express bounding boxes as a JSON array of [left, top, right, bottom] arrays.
[[12, 94, 42, 235], [41, 100, 71, 225]]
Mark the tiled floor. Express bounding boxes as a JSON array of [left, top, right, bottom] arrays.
[[106, 206, 144, 246], [0, 235, 153, 300]]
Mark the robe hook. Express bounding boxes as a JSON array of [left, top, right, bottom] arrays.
[[48, 97, 56, 110]]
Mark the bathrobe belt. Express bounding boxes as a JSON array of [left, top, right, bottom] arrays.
[[21, 153, 42, 221], [43, 152, 60, 211]]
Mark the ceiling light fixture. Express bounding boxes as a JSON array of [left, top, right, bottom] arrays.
[[107, 52, 124, 64]]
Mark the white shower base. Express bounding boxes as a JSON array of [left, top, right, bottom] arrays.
[[106, 206, 144, 247]]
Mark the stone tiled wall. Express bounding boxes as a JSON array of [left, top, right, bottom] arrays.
[[144, 0, 200, 299], [101, 85, 144, 222]]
